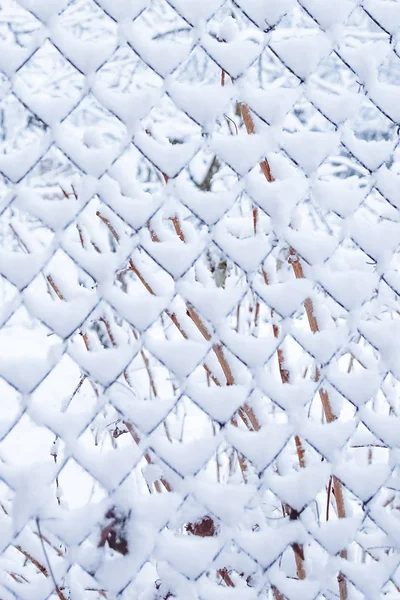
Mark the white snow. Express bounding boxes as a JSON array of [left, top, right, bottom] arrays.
[[1, 1, 400, 598]]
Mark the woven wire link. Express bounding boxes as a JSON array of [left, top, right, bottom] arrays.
[[0, 0, 400, 598]]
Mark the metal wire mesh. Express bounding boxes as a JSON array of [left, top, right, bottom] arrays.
[[1, 0, 400, 598]]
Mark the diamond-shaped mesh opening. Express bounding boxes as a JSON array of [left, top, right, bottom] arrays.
[[95, 44, 164, 94], [0, 95, 48, 155], [20, 145, 83, 194], [56, 0, 117, 42], [0, 0, 42, 47], [60, 93, 128, 146], [13, 39, 85, 97]]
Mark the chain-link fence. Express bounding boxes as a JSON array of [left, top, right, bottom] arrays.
[[1, 0, 400, 598]]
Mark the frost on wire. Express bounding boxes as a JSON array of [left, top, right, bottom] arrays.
[[0, 0, 400, 599]]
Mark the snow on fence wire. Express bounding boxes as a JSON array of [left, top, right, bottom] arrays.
[[1, 0, 400, 598]]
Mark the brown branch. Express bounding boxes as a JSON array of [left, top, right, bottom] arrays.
[[124, 422, 172, 493], [240, 102, 347, 595], [96, 211, 119, 242], [141, 348, 158, 398], [262, 270, 306, 468], [99, 316, 117, 347], [198, 155, 220, 191], [97, 210, 237, 388], [326, 476, 333, 521], [147, 219, 161, 242], [74, 218, 169, 494], [33, 531, 64, 558], [95, 203, 267, 501], [238, 103, 274, 183], [15, 545, 48, 577], [128, 259, 155, 295], [9, 223, 30, 253], [46, 275, 64, 301], [238, 105, 307, 583], [35, 518, 69, 600], [271, 586, 285, 600], [289, 250, 348, 580], [218, 568, 235, 587], [292, 543, 306, 580], [95, 317, 170, 493], [170, 216, 185, 241], [9, 224, 66, 301]]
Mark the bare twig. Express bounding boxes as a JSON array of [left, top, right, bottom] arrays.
[[36, 519, 68, 600], [240, 102, 347, 596]]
